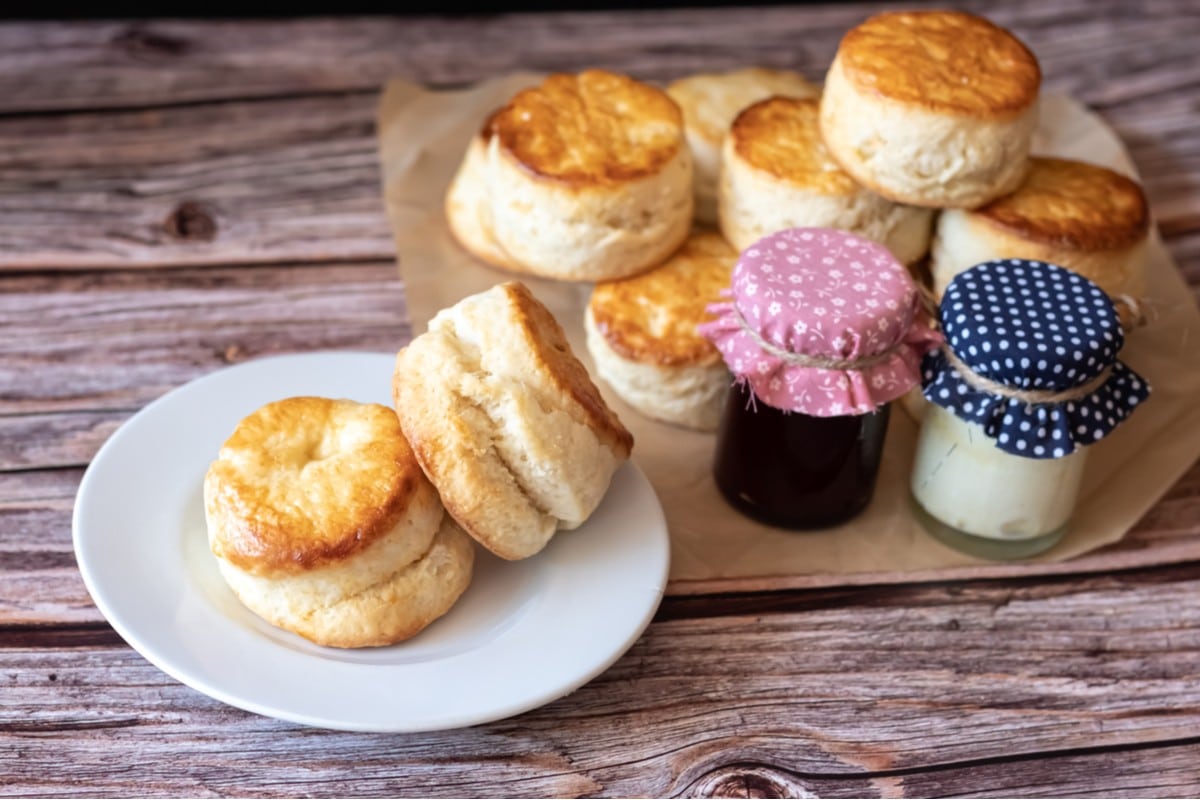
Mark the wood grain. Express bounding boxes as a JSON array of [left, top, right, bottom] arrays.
[[3, 568, 1200, 797], [0, 1, 1195, 112], [0, 1, 1197, 272], [1, 5, 1199, 797], [0, 261, 408, 416], [0, 95, 390, 269]]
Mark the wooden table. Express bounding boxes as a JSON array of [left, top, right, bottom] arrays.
[[3, 3, 1199, 796]]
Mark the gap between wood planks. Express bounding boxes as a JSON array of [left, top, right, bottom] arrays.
[[0, 87, 388, 122], [4, 558, 1200, 645]]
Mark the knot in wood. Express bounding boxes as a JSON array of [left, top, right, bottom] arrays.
[[112, 27, 190, 60], [164, 202, 217, 242], [689, 764, 818, 799]]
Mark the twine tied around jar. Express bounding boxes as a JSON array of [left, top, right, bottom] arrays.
[[941, 345, 1112, 405], [731, 305, 902, 370]]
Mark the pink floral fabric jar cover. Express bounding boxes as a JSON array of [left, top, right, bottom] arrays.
[[700, 227, 942, 529]]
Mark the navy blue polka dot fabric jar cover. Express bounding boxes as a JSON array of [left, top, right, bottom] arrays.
[[922, 259, 1150, 458], [911, 258, 1151, 561]]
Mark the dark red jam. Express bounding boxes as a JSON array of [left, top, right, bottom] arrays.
[[712, 382, 891, 529]]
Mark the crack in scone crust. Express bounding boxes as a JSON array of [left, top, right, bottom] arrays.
[[393, 282, 632, 559]]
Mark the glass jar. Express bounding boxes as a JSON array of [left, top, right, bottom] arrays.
[[912, 258, 1150, 559], [701, 227, 940, 530], [911, 404, 1086, 559], [714, 382, 890, 528]]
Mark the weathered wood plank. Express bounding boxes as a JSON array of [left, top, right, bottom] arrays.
[[0, 261, 409, 416], [0, 95, 390, 269], [0, 2, 1197, 271], [684, 746, 1200, 799], [0, 1, 1195, 112], [2, 569, 1200, 797]]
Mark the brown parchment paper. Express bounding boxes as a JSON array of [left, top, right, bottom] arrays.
[[378, 74, 1200, 592]]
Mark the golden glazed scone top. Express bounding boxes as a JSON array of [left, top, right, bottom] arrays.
[[205, 398, 423, 574], [590, 231, 737, 367], [976, 157, 1150, 250], [667, 67, 819, 146], [731, 96, 860, 195], [489, 69, 684, 185], [837, 10, 1040, 116]]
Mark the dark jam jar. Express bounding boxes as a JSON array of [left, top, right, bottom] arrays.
[[700, 228, 940, 531], [713, 384, 890, 528]]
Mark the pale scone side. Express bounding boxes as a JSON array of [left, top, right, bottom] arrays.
[[204, 397, 473, 648], [820, 56, 1036, 209], [719, 96, 933, 264], [586, 306, 729, 431], [394, 282, 632, 560], [818, 10, 1041, 209], [446, 70, 694, 281], [667, 67, 819, 224], [930, 157, 1152, 310]]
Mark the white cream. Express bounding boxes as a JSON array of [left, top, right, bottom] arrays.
[[911, 404, 1087, 541]]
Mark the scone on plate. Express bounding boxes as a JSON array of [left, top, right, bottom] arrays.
[[586, 230, 736, 431], [445, 69, 693, 282], [719, 96, 933, 264], [204, 398, 474, 648], [931, 157, 1151, 318], [393, 281, 633, 560], [819, 10, 1041, 209], [666, 67, 819, 224]]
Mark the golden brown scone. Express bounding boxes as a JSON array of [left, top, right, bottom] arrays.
[[719, 96, 933, 264], [586, 231, 735, 431], [393, 282, 633, 560], [444, 70, 692, 281], [666, 67, 819, 223], [932, 157, 1151, 320], [204, 398, 473, 648], [819, 10, 1041, 208]]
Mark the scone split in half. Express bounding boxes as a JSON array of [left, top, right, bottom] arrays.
[[587, 230, 736, 432], [393, 282, 633, 560], [445, 69, 693, 282], [204, 397, 474, 649]]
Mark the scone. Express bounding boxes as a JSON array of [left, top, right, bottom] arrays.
[[586, 231, 736, 431], [931, 157, 1151, 313], [204, 398, 474, 648], [393, 281, 633, 560], [444, 69, 693, 281], [667, 67, 819, 224], [819, 10, 1041, 208], [719, 96, 933, 264]]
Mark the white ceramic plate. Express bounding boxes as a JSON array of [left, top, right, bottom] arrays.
[[73, 352, 670, 732]]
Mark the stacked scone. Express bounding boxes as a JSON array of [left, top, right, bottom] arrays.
[[586, 231, 737, 431], [930, 156, 1150, 324], [442, 68, 765, 428], [206, 286, 633, 647], [719, 95, 932, 264], [205, 398, 474, 648], [393, 282, 633, 560], [441, 12, 1151, 428], [815, 9, 1149, 308], [666, 67, 819, 224]]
